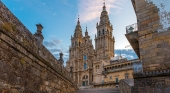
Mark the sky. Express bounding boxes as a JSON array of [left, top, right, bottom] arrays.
[[2, 0, 138, 63]]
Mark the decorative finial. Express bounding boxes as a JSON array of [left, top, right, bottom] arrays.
[[103, 0, 105, 6], [103, 0, 106, 11], [85, 25, 88, 36], [77, 15, 80, 24], [36, 23, 43, 33], [86, 25, 88, 32]]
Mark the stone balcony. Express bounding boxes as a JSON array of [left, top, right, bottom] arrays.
[[106, 66, 133, 73], [125, 23, 140, 58]]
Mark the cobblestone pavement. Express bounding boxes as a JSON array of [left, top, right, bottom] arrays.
[[74, 88, 119, 93]]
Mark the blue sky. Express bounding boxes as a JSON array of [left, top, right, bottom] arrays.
[[2, 0, 138, 62]]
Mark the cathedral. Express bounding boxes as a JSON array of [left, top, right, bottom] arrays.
[[66, 3, 135, 88]]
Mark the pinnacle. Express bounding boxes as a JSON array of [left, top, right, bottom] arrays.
[[103, 0, 106, 11], [77, 15, 80, 25]]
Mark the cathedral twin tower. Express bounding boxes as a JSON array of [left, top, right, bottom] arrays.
[[66, 4, 115, 87]]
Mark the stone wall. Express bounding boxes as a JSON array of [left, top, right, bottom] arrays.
[[0, 1, 78, 93], [119, 79, 134, 93], [131, 0, 170, 93], [134, 0, 170, 71], [133, 70, 170, 93]]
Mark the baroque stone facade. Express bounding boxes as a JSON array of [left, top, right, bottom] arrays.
[[0, 1, 78, 93], [66, 3, 138, 89], [66, 4, 114, 88]]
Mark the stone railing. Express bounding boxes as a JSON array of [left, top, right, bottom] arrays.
[[126, 23, 138, 34], [107, 66, 133, 73]]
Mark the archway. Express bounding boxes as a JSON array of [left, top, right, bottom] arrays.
[[82, 75, 88, 86]]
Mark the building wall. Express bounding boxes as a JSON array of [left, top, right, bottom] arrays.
[[104, 70, 133, 83], [93, 60, 105, 84], [119, 79, 134, 93], [130, 0, 170, 93], [93, 59, 138, 88], [133, 75, 170, 93], [134, 0, 170, 71], [66, 25, 94, 87], [0, 2, 78, 93]]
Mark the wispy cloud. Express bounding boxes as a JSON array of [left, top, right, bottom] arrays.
[[44, 39, 62, 48], [43, 37, 69, 62], [77, 0, 127, 24], [115, 49, 138, 60]]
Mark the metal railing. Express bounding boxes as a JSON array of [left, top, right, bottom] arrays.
[[126, 23, 138, 34]]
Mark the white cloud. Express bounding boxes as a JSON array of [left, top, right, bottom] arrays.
[[43, 38, 62, 48], [77, 0, 126, 24]]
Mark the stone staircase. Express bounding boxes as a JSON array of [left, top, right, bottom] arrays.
[[74, 88, 119, 93]]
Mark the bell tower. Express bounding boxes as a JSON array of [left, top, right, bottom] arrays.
[[95, 2, 115, 61]]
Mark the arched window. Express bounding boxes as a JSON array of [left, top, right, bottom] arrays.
[[99, 31, 101, 36], [83, 75, 88, 79], [84, 55, 87, 60], [84, 63, 87, 70]]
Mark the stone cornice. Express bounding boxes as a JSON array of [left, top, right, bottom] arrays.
[[133, 69, 170, 79]]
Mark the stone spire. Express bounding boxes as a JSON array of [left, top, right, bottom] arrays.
[[74, 16, 82, 37], [99, 1, 110, 25], [77, 15, 80, 25], [103, 0, 106, 11], [85, 26, 88, 36]]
